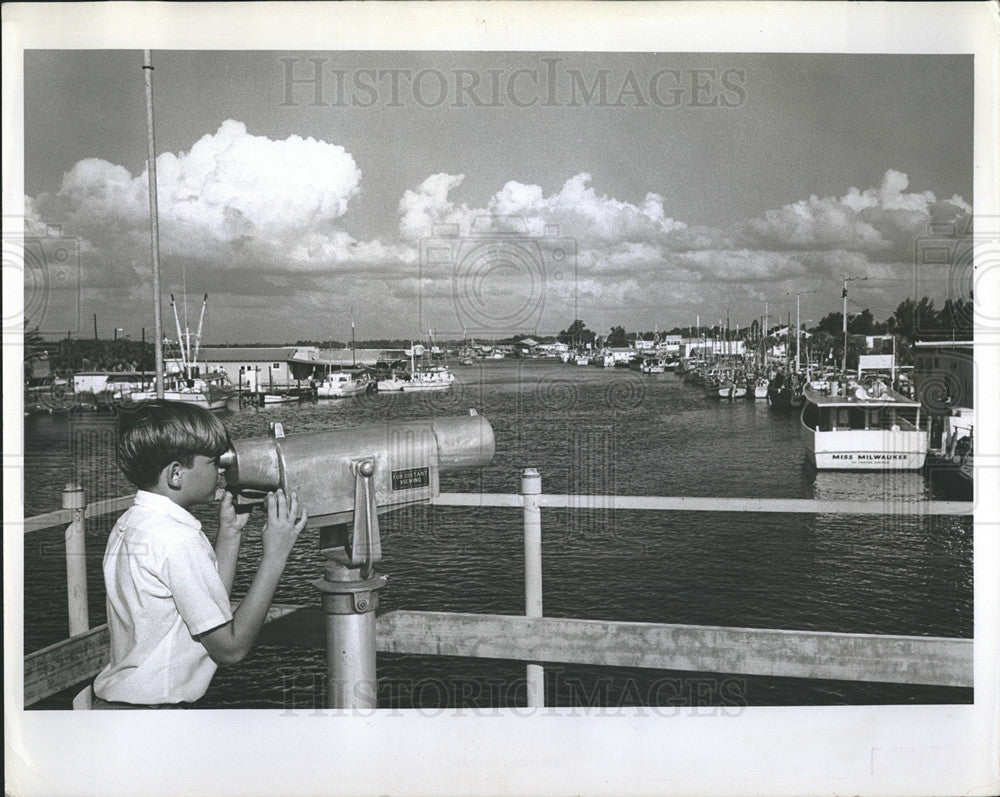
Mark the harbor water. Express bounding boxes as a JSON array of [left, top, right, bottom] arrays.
[[23, 360, 973, 708]]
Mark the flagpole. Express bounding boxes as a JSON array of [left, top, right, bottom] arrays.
[[143, 50, 165, 398]]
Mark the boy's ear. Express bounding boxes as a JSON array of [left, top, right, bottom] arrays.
[[166, 461, 184, 489]]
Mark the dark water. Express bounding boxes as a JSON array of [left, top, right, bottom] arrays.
[[23, 360, 973, 708]]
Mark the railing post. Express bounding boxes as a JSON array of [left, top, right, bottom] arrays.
[[62, 483, 89, 636], [521, 468, 544, 708]]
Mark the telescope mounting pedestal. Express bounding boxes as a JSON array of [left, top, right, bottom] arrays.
[[312, 458, 387, 710]]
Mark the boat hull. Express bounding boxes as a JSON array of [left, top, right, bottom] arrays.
[[801, 425, 928, 470], [377, 377, 407, 391], [400, 381, 452, 392], [129, 389, 231, 410], [316, 384, 367, 398]]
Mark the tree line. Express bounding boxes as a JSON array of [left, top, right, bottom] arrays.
[[556, 294, 972, 366]]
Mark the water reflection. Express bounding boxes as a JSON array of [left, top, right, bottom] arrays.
[[811, 470, 930, 503]]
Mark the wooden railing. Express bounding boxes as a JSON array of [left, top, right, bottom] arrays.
[[20, 479, 974, 708]]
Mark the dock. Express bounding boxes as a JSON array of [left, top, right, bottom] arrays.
[[22, 476, 973, 710]]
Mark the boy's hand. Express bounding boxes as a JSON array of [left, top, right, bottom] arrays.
[[261, 489, 307, 559], [218, 490, 251, 538]]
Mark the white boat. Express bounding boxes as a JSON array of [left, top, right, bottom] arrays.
[[316, 371, 371, 398], [401, 364, 455, 392], [750, 376, 769, 401], [377, 371, 409, 392], [704, 369, 746, 399], [127, 294, 234, 410], [128, 372, 234, 411], [263, 393, 300, 405], [800, 380, 927, 470]]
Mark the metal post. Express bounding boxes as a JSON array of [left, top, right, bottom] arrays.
[[313, 460, 386, 710], [62, 484, 89, 636], [521, 468, 544, 708], [314, 547, 385, 710]]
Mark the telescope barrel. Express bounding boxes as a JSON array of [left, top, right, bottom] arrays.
[[222, 412, 494, 527]]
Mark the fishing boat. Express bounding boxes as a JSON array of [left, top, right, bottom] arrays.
[[912, 340, 974, 487], [386, 344, 455, 392], [128, 371, 234, 410], [639, 357, 665, 374], [767, 370, 793, 408], [745, 373, 769, 401], [376, 371, 409, 392], [127, 295, 234, 410], [705, 368, 746, 400], [401, 364, 455, 392], [316, 371, 371, 398], [800, 377, 927, 470]]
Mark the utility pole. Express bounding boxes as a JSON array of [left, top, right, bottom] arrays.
[[842, 277, 868, 376], [93, 313, 98, 341]]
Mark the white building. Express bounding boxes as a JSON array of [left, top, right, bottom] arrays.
[[197, 346, 321, 391]]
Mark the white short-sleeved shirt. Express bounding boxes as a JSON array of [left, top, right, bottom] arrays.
[[93, 491, 233, 704]]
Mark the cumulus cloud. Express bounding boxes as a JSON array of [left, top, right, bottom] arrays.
[[739, 169, 971, 261], [396, 168, 971, 335], [26, 128, 971, 340], [399, 171, 686, 244], [30, 120, 413, 276]]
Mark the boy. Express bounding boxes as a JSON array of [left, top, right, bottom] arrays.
[[92, 399, 307, 708]]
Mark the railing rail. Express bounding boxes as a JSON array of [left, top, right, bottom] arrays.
[[20, 480, 974, 708], [433, 493, 973, 515]]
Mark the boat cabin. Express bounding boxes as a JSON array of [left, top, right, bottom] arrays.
[[802, 393, 921, 434]]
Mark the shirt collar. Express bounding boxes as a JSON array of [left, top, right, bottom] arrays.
[[133, 490, 203, 531]]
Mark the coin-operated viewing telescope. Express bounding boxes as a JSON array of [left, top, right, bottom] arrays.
[[219, 410, 495, 526], [218, 410, 496, 710]]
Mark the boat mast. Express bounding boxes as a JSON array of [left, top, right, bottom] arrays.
[[795, 292, 801, 374], [171, 294, 188, 379], [143, 50, 165, 398], [786, 311, 791, 373], [193, 293, 208, 365], [351, 305, 356, 367]]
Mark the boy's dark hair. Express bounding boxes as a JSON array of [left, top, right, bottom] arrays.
[[116, 400, 231, 489]]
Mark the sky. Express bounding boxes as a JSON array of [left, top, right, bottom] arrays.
[[22, 50, 973, 344]]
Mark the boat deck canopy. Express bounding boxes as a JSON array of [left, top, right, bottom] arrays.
[[803, 386, 920, 409]]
